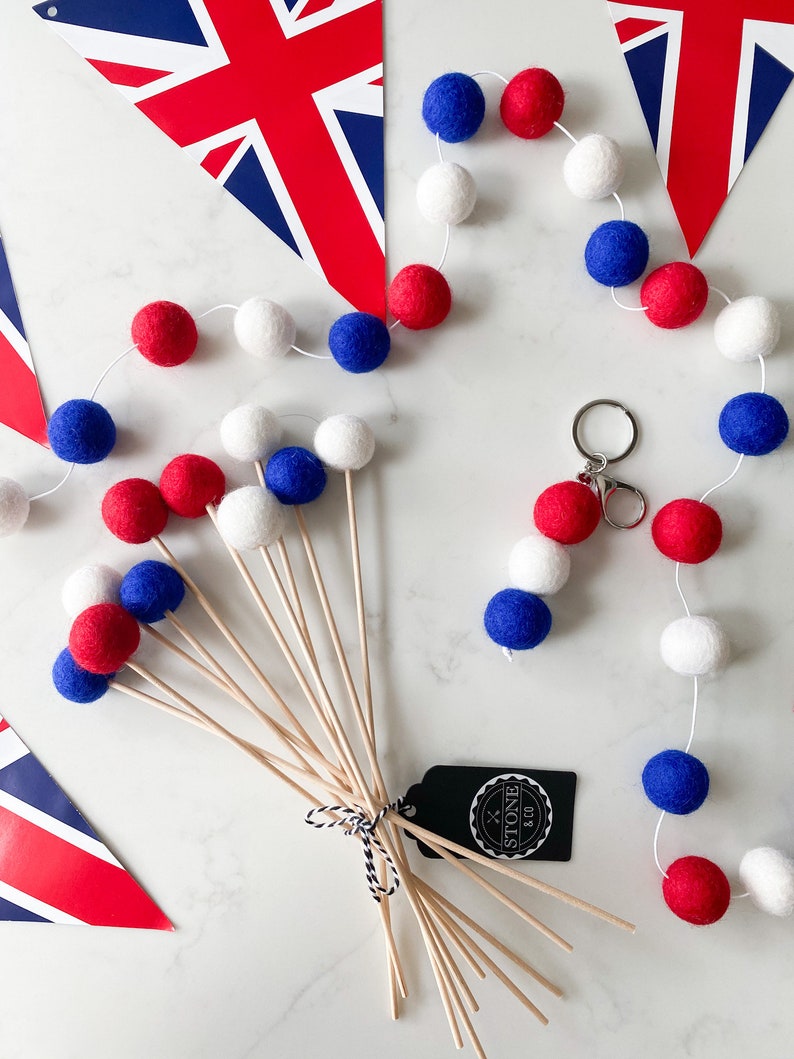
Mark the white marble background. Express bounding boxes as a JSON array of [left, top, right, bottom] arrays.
[[0, 1, 793, 1057]]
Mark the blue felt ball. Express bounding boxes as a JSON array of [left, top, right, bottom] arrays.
[[52, 647, 110, 703], [584, 220, 649, 287], [642, 749, 709, 814], [47, 399, 117, 464], [422, 72, 486, 143], [120, 560, 185, 623], [265, 446, 327, 505], [328, 312, 390, 374], [483, 588, 552, 650], [718, 392, 789, 456]]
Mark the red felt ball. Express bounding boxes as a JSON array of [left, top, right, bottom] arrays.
[[640, 262, 709, 329], [160, 454, 226, 518], [533, 480, 600, 545], [499, 68, 565, 139], [652, 498, 722, 564], [662, 855, 731, 925], [387, 264, 451, 330], [131, 301, 198, 367], [69, 602, 141, 675], [102, 478, 169, 544]]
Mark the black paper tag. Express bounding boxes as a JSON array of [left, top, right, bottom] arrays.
[[403, 765, 576, 861]]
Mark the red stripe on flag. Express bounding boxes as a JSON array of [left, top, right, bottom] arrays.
[[87, 58, 170, 88], [0, 720, 9, 733], [614, 17, 665, 45], [0, 804, 172, 930], [299, 0, 337, 17], [0, 332, 48, 446], [201, 137, 245, 178]]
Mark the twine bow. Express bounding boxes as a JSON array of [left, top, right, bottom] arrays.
[[305, 798, 409, 902]]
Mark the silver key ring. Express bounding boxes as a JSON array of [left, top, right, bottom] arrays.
[[571, 398, 639, 466]]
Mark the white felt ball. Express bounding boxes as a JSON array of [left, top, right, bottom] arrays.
[[562, 134, 625, 200], [659, 615, 729, 676], [0, 477, 30, 537], [739, 847, 794, 917], [234, 297, 296, 359], [713, 295, 781, 362], [314, 414, 375, 471], [508, 534, 570, 595], [220, 404, 283, 463], [416, 162, 477, 225], [62, 563, 123, 618], [216, 486, 285, 551]]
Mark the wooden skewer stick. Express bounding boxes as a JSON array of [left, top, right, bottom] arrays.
[[165, 609, 238, 692], [418, 882, 550, 1028], [255, 458, 317, 666], [151, 535, 330, 768], [418, 881, 563, 1000], [389, 814, 636, 934], [344, 469, 375, 740], [109, 680, 357, 806]]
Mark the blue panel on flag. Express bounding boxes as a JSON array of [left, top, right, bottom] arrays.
[[32, 0, 207, 47], [0, 755, 99, 841], [745, 45, 794, 163], [283, 0, 302, 10], [224, 146, 301, 257], [335, 111, 384, 219], [0, 239, 26, 341], [0, 894, 49, 922], [625, 33, 667, 151]]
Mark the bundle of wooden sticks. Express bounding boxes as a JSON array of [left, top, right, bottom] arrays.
[[56, 408, 634, 1057]]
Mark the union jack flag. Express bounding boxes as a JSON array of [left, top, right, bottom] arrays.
[[608, 2, 794, 256], [0, 235, 47, 446], [0, 714, 172, 927], [35, 0, 385, 316]]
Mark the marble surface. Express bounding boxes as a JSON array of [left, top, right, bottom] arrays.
[[1, 2, 793, 1057]]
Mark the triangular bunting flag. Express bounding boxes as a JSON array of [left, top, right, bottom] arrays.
[[608, 2, 794, 256], [0, 715, 172, 928], [0, 235, 48, 447], [34, 0, 386, 317]]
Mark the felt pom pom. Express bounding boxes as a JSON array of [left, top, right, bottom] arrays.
[[416, 162, 477, 225], [328, 313, 390, 374], [160, 454, 226, 518], [533, 480, 601, 545], [641, 262, 709, 329], [563, 134, 624, 199], [387, 264, 452, 330], [216, 486, 286, 550], [739, 847, 794, 917], [62, 564, 122, 618], [52, 647, 110, 703], [659, 615, 729, 677], [131, 301, 198, 367], [69, 602, 140, 675], [234, 297, 296, 359], [484, 588, 552, 650], [265, 447, 326, 505], [718, 392, 789, 456], [651, 498, 722, 564], [662, 856, 731, 925], [642, 749, 710, 815], [120, 560, 185, 623], [102, 478, 169, 544], [422, 72, 486, 143], [314, 414, 375, 472], [714, 295, 780, 362], [47, 399, 116, 464], [584, 220, 649, 287], [0, 477, 30, 537], [220, 404, 283, 463], [500, 67, 564, 139], [508, 534, 570, 595]]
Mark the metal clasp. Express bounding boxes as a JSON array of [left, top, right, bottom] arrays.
[[571, 400, 646, 530]]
